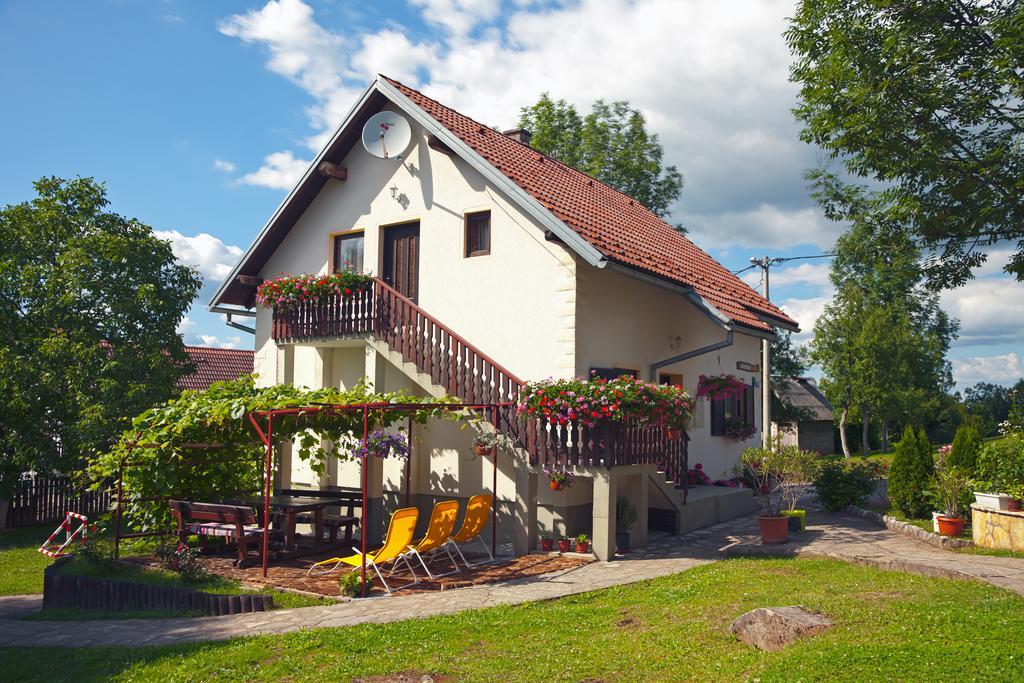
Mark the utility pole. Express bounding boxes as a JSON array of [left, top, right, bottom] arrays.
[[750, 256, 782, 448]]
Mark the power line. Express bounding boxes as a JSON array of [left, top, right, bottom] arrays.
[[732, 252, 835, 275]]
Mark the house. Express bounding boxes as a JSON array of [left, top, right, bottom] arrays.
[[210, 76, 799, 560], [770, 377, 835, 455], [177, 345, 254, 393]]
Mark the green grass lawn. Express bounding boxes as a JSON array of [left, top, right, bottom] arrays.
[[2, 557, 1023, 682], [0, 525, 55, 595], [833, 434, 1010, 467]]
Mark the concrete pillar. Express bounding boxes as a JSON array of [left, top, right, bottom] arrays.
[[633, 471, 650, 548], [513, 460, 537, 556], [592, 470, 618, 561]]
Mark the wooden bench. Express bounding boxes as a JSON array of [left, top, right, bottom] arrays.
[[279, 487, 362, 544], [169, 500, 264, 567]]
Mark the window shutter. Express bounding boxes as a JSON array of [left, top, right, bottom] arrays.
[[710, 398, 726, 435], [744, 383, 755, 427]]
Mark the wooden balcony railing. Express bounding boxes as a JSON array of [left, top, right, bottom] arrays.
[[270, 278, 687, 483]]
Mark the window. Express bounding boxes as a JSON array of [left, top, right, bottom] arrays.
[[333, 232, 364, 273], [590, 366, 638, 381], [710, 382, 755, 436], [659, 372, 683, 387], [464, 211, 491, 257]]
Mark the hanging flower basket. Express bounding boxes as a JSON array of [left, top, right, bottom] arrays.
[[723, 416, 757, 442], [352, 430, 409, 459], [696, 374, 746, 401], [256, 270, 373, 309], [544, 465, 575, 491]]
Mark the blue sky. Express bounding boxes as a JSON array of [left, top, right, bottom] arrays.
[[1, 0, 1021, 389]]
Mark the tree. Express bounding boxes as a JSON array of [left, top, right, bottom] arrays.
[[963, 380, 1024, 436], [888, 426, 934, 519], [0, 177, 202, 492], [949, 424, 982, 473], [808, 175, 958, 456], [787, 0, 1024, 285], [769, 329, 814, 432], [519, 94, 685, 226]]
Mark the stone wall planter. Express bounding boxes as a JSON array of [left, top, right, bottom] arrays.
[[845, 506, 973, 550], [42, 557, 274, 616], [971, 504, 1024, 551]]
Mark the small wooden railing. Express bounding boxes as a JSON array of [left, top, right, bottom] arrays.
[[270, 278, 687, 482]]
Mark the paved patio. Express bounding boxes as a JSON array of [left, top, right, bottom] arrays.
[[3, 507, 1023, 648]]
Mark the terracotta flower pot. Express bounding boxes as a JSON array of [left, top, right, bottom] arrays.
[[667, 428, 681, 440], [575, 542, 590, 554], [473, 444, 495, 457], [549, 480, 563, 491], [1009, 499, 1022, 512], [557, 539, 571, 553], [540, 538, 553, 552], [936, 515, 966, 537], [757, 515, 789, 544]]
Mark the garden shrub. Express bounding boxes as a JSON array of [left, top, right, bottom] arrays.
[[813, 460, 878, 512], [976, 435, 1024, 498], [949, 424, 982, 472], [339, 570, 373, 598], [888, 427, 934, 518]]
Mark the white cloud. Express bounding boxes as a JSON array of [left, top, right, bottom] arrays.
[[212, 159, 237, 173], [941, 278, 1024, 346], [779, 294, 832, 342], [769, 262, 833, 289], [199, 334, 243, 349], [953, 353, 1023, 387], [219, 0, 828, 251], [237, 151, 310, 190], [176, 316, 196, 336], [409, 0, 501, 36], [155, 230, 244, 282]]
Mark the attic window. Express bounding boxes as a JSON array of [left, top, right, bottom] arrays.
[[464, 211, 491, 257]]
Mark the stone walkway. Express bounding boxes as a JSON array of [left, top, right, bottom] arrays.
[[3, 507, 1024, 648]]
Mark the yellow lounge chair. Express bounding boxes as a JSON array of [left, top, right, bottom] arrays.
[[405, 500, 460, 579], [444, 494, 494, 567], [307, 506, 420, 594]]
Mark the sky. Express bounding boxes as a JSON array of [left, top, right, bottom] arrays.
[[1, 0, 1021, 390]]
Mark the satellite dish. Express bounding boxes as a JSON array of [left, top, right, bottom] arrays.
[[361, 111, 412, 160]]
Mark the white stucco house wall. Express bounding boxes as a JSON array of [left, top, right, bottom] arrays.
[[210, 76, 799, 560]]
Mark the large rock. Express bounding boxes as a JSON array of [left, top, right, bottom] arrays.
[[729, 606, 832, 651]]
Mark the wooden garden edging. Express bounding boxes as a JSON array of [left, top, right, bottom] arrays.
[[42, 557, 274, 616]]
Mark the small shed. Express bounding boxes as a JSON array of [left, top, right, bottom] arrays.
[[770, 377, 834, 455]]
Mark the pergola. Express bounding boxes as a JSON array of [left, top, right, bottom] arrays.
[[112, 399, 512, 598]]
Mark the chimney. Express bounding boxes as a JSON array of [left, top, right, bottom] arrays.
[[502, 128, 532, 146]]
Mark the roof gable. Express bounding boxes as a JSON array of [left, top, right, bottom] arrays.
[[178, 346, 254, 393], [211, 75, 797, 333]]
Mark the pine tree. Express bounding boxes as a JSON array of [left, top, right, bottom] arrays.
[[888, 426, 934, 518], [948, 424, 982, 473]]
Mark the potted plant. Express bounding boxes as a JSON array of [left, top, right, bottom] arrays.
[[616, 497, 638, 552], [741, 445, 788, 544], [1007, 484, 1023, 512], [472, 431, 498, 457], [540, 534, 554, 552], [973, 490, 1011, 511], [557, 536, 572, 553], [543, 465, 575, 491], [778, 444, 819, 532], [932, 466, 971, 537], [339, 570, 374, 598], [575, 533, 591, 554]]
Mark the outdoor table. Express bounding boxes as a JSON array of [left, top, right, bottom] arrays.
[[231, 496, 333, 550]]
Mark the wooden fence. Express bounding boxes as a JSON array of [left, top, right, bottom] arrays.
[[5, 476, 113, 527]]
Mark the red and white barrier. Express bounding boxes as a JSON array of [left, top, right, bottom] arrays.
[[39, 511, 91, 558]]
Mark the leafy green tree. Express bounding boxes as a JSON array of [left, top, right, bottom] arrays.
[[0, 177, 202, 492], [787, 0, 1024, 285], [769, 330, 814, 432], [519, 94, 685, 225], [809, 175, 958, 456], [963, 380, 1024, 436], [889, 426, 935, 519], [949, 424, 982, 473]]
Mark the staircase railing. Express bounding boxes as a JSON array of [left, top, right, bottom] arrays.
[[270, 278, 687, 483]]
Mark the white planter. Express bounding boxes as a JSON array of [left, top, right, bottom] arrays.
[[932, 511, 941, 533], [974, 492, 1010, 511]]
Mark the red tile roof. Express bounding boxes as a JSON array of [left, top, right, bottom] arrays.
[[178, 346, 254, 393], [386, 77, 798, 332]]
